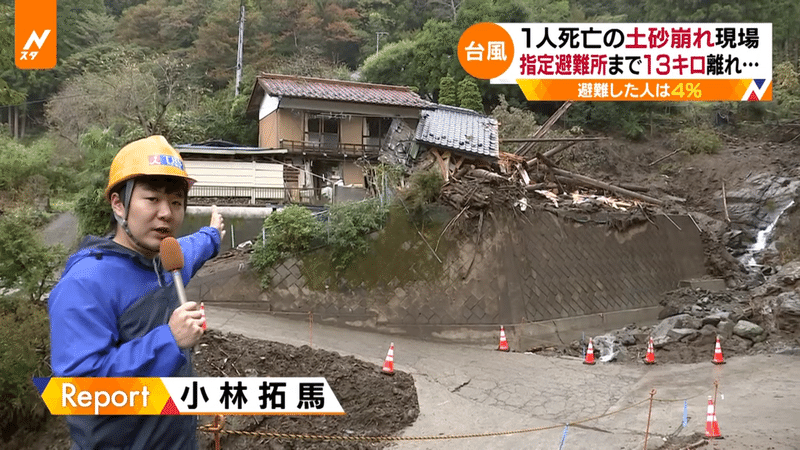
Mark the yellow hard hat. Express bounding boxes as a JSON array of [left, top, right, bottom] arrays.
[[104, 135, 196, 201]]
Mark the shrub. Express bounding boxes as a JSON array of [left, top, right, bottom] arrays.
[[251, 205, 322, 283], [0, 293, 51, 439], [400, 168, 444, 225], [0, 207, 66, 302], [326, 199, 389, 272], [672, 126, 722, 154]]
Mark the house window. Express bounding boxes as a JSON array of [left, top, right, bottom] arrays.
[[365, 117, 392, 148], [308, 117, 339, 149]]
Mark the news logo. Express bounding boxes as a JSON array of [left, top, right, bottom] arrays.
[[33, 377, 345, 415], [15, 0, 57, 69]]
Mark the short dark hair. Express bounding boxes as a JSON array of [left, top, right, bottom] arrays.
[[110, 176, 189, 205]]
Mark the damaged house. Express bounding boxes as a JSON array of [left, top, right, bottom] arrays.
[[244, 73, 433, 203], [412, 104, 499, 181]]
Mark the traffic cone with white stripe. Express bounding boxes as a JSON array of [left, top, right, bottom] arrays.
[[200, 302, 207, 330], [712, 336, 725, 364], [381, 343, 395, 375], [644, 336, 656, 364], [583, 338, 596, 365], [498, 326, 510, 352], [705, 396, 722, 438]]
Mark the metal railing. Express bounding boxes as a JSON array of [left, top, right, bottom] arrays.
[[279, 139, 381, 159], [190, 185, 326, 205]]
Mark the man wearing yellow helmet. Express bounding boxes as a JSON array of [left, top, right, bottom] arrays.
[[48, 135, 225, 450]]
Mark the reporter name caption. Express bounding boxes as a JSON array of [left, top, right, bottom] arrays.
[[32, 377, 345, 415]]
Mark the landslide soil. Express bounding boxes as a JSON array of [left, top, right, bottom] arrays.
[[11, 121, 800, 449]]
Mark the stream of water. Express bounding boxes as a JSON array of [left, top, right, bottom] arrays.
[[746, 200, 795, 267]]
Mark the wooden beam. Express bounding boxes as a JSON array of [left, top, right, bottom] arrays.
[[544, 165, 665, 206], [503, 137, 609, 143]]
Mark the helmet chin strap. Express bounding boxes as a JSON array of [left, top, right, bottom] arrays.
[[113, 179, 158, 256]]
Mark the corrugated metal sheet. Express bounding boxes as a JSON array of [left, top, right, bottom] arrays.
[[414, 105, 499, 158], [185, 160, 283, 188], [257, 74, 433, 109]]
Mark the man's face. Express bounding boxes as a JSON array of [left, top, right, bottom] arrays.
[[111, 181, 186, 259]]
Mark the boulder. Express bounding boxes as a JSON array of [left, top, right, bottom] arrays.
[[776, 261, 800, 287], [779, 291, 800, 316], [702, 311, 731, 326], [652, 314, 692, 347], [668, 328, 699, 342], [733, 320, 765, 341], [717, 320, 735, 339]]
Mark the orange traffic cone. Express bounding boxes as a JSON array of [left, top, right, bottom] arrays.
[[583, 338, 596, 365], [644, 336, 656, 364], [705, 396, 722, 438], [712, 336, 725, 364], [200, 302, 207, 330], [381, 343, 395, 375], [498, 326, 510, 352]]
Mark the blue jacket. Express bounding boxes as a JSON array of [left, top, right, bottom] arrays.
[[48, 227, 220, 450]]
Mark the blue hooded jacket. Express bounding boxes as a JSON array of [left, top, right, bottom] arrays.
[[48, 227, 220, 450]]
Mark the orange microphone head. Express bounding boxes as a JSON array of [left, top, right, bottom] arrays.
[[159, 237, 184, 272]]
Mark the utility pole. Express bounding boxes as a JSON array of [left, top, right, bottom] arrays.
[[376, 31, 388, 55], [234, 0, 245, 96]]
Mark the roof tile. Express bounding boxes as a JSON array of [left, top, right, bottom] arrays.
[[414, 105, 499, 158], [257, 73, 433, 109]]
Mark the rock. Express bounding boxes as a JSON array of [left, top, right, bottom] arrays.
[[658, 305, 679, 319], [668, 328, 699, 342], [717, 320, 735, 339], [651, 314, 691, 346], [733, 320, 765, 341], [610, 328, 637, 346], [776, 261, 800, 286], [702, 311, 731, 326], [695, 325, 719, 345], [779, 291, 800, 316], [679, 315, 703, 330]]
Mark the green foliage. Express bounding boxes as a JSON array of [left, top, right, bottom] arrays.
[[565, 102, 651, 140], [0, 137, 52, 193], [0, 208, 66, 302], [401, 168, 444, 225], [0, 293, 51, 437], [458, 77, 483, 112], [72, 128, 127, 237], [673, 126, 722, 155], [359, 39, 418, 88], [325, 199, 389, 272], [250, 205, 322, 281], [0, 5, 24, 106], [491, 95, 539, 152], [770, 62, 800, 119], [438, 76, 457, 106]]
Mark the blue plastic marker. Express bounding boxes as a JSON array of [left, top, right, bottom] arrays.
[[558, 424, 569, 450], [683, 400, 688, 428]]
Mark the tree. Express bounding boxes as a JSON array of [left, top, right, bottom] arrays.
[[458, 77, 483, 112], [0, 208, 66, 302], [0, 5, 24, 106], [359, 39, 418, 88], [46, 56, 198, 143], [438, 76, 457, 105]]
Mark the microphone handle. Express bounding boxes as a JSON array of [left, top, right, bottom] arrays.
[[171, 269, 189, 305]]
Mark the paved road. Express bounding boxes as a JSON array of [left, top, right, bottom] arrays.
[[208, 305, 800, 450], [40, 211, 80, 250]]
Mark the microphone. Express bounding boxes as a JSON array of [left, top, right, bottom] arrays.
[[159, 237, 188, 305]]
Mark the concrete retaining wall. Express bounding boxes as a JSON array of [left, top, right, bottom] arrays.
[[189, 209, 707, 345]]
